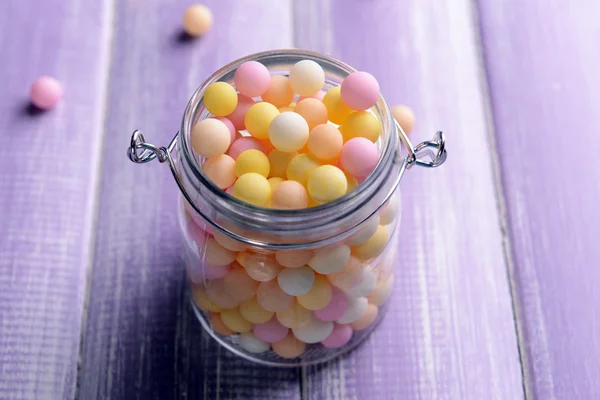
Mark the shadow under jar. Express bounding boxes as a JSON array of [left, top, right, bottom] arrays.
[[129, 49, 446, 367]]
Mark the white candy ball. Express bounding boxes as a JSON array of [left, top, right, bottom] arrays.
[[277, 266, 315, 296], [346, 215, 380, 246], [308, 245, 351, 275], [380, 194, 400, 226], [268, 112, 309, 152], [239, 332, 270, 353], [292, 315, 334, 344], [343, 268, 377, 298], [289, 60, 325, 96], [336, 297, 368, 324]]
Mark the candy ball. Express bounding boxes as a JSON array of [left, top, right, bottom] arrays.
[[277, 266, 315, 296], [340, 71, 380, 110], [344, 267, 377, 298], [345, 172, 359, 193], [321, 323, 353, 348], [245, 102, 280, 139], [262, 75, 295, 108], [298, 91, 325, 102], [294, 98, 328, 130], [257, 280, 293, 312], [336, 296, 368, 324], [202, 154, 236, 189], [205, 237, 236, 266], [234, 61, 270, 98], [235, 149, 270, 178], [191, 118, 231, 158], [204, 82, 238, 116], [292, 315, 334, 344], [297, 275, 332, 311], [307, 165, 348, 204], [314, 287, 349, 321], [188, 261, 230, 282], [212, 230, 246, 252], [322, 86, 353, 125], [272, 333, 306, 358], [308, 245, 351, 275], [228, 137, 266, 160], [340, 111, 381, 143], [351, 303, 379, 330], [268, 177, 284, 193], [220, 308, 252, 333], [289, 60, 325, 96], [268, 150, 298, 179], [226, 94, 254, 130], [391, 104, 415, 134], [269, 112, 309, 152], [239, 297, 274, 324], [352, 225, 389, 260], [239, 332, 270, 353], [379, 194, 399, 225], [224, 266, 259, 302], [327, 256, 364, 291], [182, 4, 213, 36], [275, 249, 312, 269], [211, 312, 235, 336], [307, 124, 343, 161], [340, 137, 379, 178], [206, 279, 239, 309], [346, 215, 380, 246], [232, 173, 271, 207], [237, 252, 282, 282], [286, 154, 320, 186], [276, 301, 312, 329], [271, 180, 309, 210], [191, 285, 222, 312], [367, 276, 394, 306], [30, 76, 63, 110], [215, 117, 237, 146], [253, 317, 289, 343]]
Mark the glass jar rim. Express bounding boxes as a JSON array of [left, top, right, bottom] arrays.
[[178, 49, 403, 247]]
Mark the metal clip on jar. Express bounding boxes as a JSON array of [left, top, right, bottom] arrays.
[[127, 50, 447, 366]]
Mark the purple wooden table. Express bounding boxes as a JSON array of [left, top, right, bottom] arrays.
[[1, 0, 598, 399]]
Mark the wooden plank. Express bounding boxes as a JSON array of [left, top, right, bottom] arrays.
[[77, 1, 301, 399], [0, 1, 112, 399], [477, 1, 600, 398], [295, 1, 525, 399]]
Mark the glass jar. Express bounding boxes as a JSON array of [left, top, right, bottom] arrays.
[[128, 49, 446, 366]]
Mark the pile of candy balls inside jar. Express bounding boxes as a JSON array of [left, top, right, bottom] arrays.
[[187, 58, 404, 358]]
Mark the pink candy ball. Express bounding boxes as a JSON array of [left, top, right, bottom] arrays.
[[314, 287, 349, 321], [321, 324, 353, 348], [253, 316, 289, 343], [227, 137, 266, 160], [340, 137, 379, 178], [340, 71, 380, 111], [226, 94, 254, 130], [215, 117, 237, 146], [298, 91, 325, 102], [30, 76, 63, 110], [234, 61, 271, 98]]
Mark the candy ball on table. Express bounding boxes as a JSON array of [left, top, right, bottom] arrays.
[[307, 165, 348, 204], [202, 154, 236, 189], [234, 61, 271, 98], [323, 86, 353, 125], [191, 118, 231, 158], [340, 71, 380, 110], [235, 149, 270, 178], [289, 60, 325, 96], [340, 137, 379, 178], [262, 75, 295, 108], [30, 76, 63, 110], [232, 173, 271, 207], [294, 98, 328, 130], [245, 102, 280, 140], [182, 4, 213, 37], [307, 124, 343, 162], [271, 180, 310, 210], [269, 112, 309, 152], [391, 104, 415, 134], [204, 82, 238, 116]]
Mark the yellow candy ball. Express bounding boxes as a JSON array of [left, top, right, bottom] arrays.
[[268, 177, 284, 192], [297, 275, 332, 311], [345, 171, 358, 193], [286, 153, 320, 186], [232, 173, 271, 207], [239, 297, 274, 324], [323, 86, 353, 125], [235, 149, 270, 178], [210, 312, 235, 336], [340, 111, 381, 143], [190, 285, 222, 312], [276, 301, 312, 329], [307, 165, 348, 204], [204, 82, 238, 116], [352, 225, 389, 260], [268, 150, 297, 179], [220, 308, 253, 333], [245, 102, 280, 139]]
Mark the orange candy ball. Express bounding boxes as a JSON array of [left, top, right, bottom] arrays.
[[201, 154, 236, 189], [271, 180, 309, 210], [307, 124, 343, 161], [294, 98, 328, 130], [262, 75, 294, 108]]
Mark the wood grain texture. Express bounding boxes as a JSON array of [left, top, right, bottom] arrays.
[[0, 1, 112, 399], [477, 1, 600, 398], [77, 1, 301, 399], [295, 1, 525, 399]]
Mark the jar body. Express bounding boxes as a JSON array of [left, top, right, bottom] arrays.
[[176, 50, 404, 366]]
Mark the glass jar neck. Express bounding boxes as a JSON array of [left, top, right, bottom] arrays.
[[177, 50, 404, 250]]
